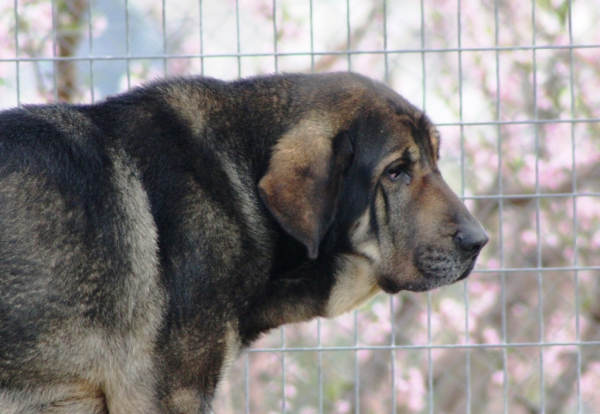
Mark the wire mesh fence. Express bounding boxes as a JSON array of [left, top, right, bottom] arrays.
[[1, 0, 599, 413]]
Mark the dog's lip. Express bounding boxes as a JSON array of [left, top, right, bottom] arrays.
[[376, 275, 404, 294], [376, 275, 430, 293], [456, 257, 477, 282], [380, 256, 479, 293]]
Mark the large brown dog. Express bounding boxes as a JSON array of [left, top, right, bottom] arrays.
[[0, 72, 487, 413]]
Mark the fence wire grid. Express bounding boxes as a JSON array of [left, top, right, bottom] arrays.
[[1, 0, 600, 413]]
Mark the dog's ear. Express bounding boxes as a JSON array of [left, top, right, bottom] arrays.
[[259, 119, 352, 259]]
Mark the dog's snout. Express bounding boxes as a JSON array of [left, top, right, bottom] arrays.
[[454, 222, 488, 255]]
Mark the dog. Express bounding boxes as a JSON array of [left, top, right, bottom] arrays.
[[0, 72, 487, 413]]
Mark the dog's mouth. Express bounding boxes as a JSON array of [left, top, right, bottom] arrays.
[[377, 275, 404, 294], [377, 253, 479, 294], [455, 258, 477, 282]]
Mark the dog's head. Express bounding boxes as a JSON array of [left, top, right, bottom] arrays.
[[259, 73, 487, 303]]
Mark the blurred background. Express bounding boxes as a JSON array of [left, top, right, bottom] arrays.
[[1, 0, 599, 412]]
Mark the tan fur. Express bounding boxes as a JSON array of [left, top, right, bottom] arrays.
[[0, 384, 107, 414], [162, 84, 206, 136], [258, 115, 338, 257], [374, 151, 409, 177], [98, 151, 164, 413], [2, 153, 165, 413], [326, 254, 381, 318], [325, 209, 382, 317], [220, 156, 269, 244], [218, 322, 242, 382], [428, 124, 441, 160], [167, 389, 203, 414], [323, 197, 393, 318]]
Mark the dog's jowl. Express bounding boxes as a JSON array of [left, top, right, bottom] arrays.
[[0, 73, 487, 413]]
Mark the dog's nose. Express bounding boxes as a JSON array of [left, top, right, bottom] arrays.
[[454, 223, 488, 255]]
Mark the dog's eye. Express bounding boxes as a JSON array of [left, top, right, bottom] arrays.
[[385, 163, 411, 185]]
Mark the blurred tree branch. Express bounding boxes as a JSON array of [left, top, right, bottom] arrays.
[[312, 4, 379, 72], [54, 0, 87, 102]]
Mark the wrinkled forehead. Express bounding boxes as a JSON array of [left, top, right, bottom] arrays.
[[380, 106, 440, 169], [364, 85, 440, 166], [352, 110, 440, 178], [323, 78, 441, 168], [404, 112, 440, 166]]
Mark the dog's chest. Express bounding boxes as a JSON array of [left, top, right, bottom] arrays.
[[218, 321, 242, 380]]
